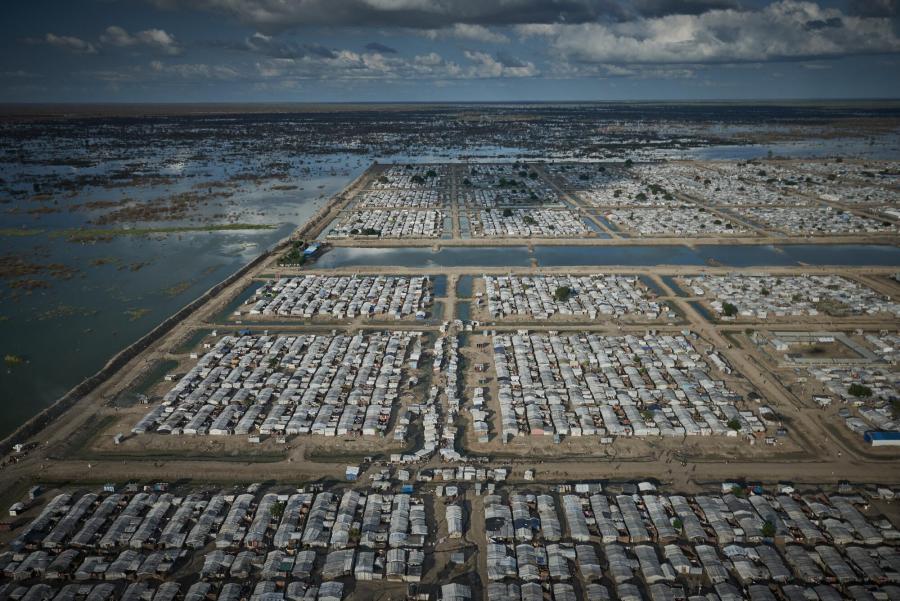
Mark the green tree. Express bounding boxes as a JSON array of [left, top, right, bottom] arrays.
[[554, 286, 572, 302], [727, 418, 741, 431], [270, 501, 286, 521], [722, 302, 738, 317], [761, 520, 776, 538], [848, 383, 872, 398]]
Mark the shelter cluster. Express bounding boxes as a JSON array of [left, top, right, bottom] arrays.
[[5, 480, 900, 601], [371, 164, 448, 189], [734, 207, 895, 236], [481, 483, 900, 601], [2, 485, 431, 601], [683, 275, 900, 319], [244, 276, 433, 320], [635, 162, 811, 207], [354, 189, 445, 209], [471, 209, 588, 238], [327, 209, 444, 239], [809, 364, 899, 438], [463, 163, 558, 205], [482, 275, 667, 320], [133, 332, 420, 438], [490, 332, 764, 441], [605, 208, 745, 237]]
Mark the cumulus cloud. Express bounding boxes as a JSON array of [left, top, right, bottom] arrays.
[[541, 58, 696, 78], [423, 23, 510, 43], [213, 32, 338, 59], [42, 33, 97, 54], [463, 50, 539, 76], [101, 26, 182, 54], [37, 27, 180, 55], [249, 49, 405, 80], [149, 60, 240, 79], [519, 0, 900, 64], [242, 45, 536, 82]]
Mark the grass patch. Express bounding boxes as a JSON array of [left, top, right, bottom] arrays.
[[173, 329, 212, 354], [125, 307, 152, 321], [47, 414, 117, 460], [0, 228, 45, 237], [113, 359, 179, 406], [53, 224, 278, 243], [163, 280, 192, 297]]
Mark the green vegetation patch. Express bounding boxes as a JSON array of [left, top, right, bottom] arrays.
[[848, 383, 873, 398], [125, 307, 152, 321], [114, 359, 179, 406], [0, 228, 45, 237], [554, 285, 572, 302], [54, 223, 278, 243]]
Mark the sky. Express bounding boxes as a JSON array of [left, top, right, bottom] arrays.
[[2, 0, 900, 102]]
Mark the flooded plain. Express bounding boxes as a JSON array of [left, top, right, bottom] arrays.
[[1, 103, 898, 438]]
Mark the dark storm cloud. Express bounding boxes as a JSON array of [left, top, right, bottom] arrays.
[[847, 0, 898, 18], [150, 0, 808, 30], [630, 0, 741, 18], [148, 0, 631, 30], [365, 42, 398, 53], [804, 16, 842, 30]]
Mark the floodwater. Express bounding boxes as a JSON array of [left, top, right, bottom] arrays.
[[456, 275, 474, 298], [310, 246, 534, 269], [684, 132, 900, 161], [0, 155, 364, 438], [456, 301, 472, 321], [312, 244, 900, 269]]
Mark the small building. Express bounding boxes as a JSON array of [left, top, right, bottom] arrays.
[[865, 431, 900, 446], [442, 583, 472, 601]]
